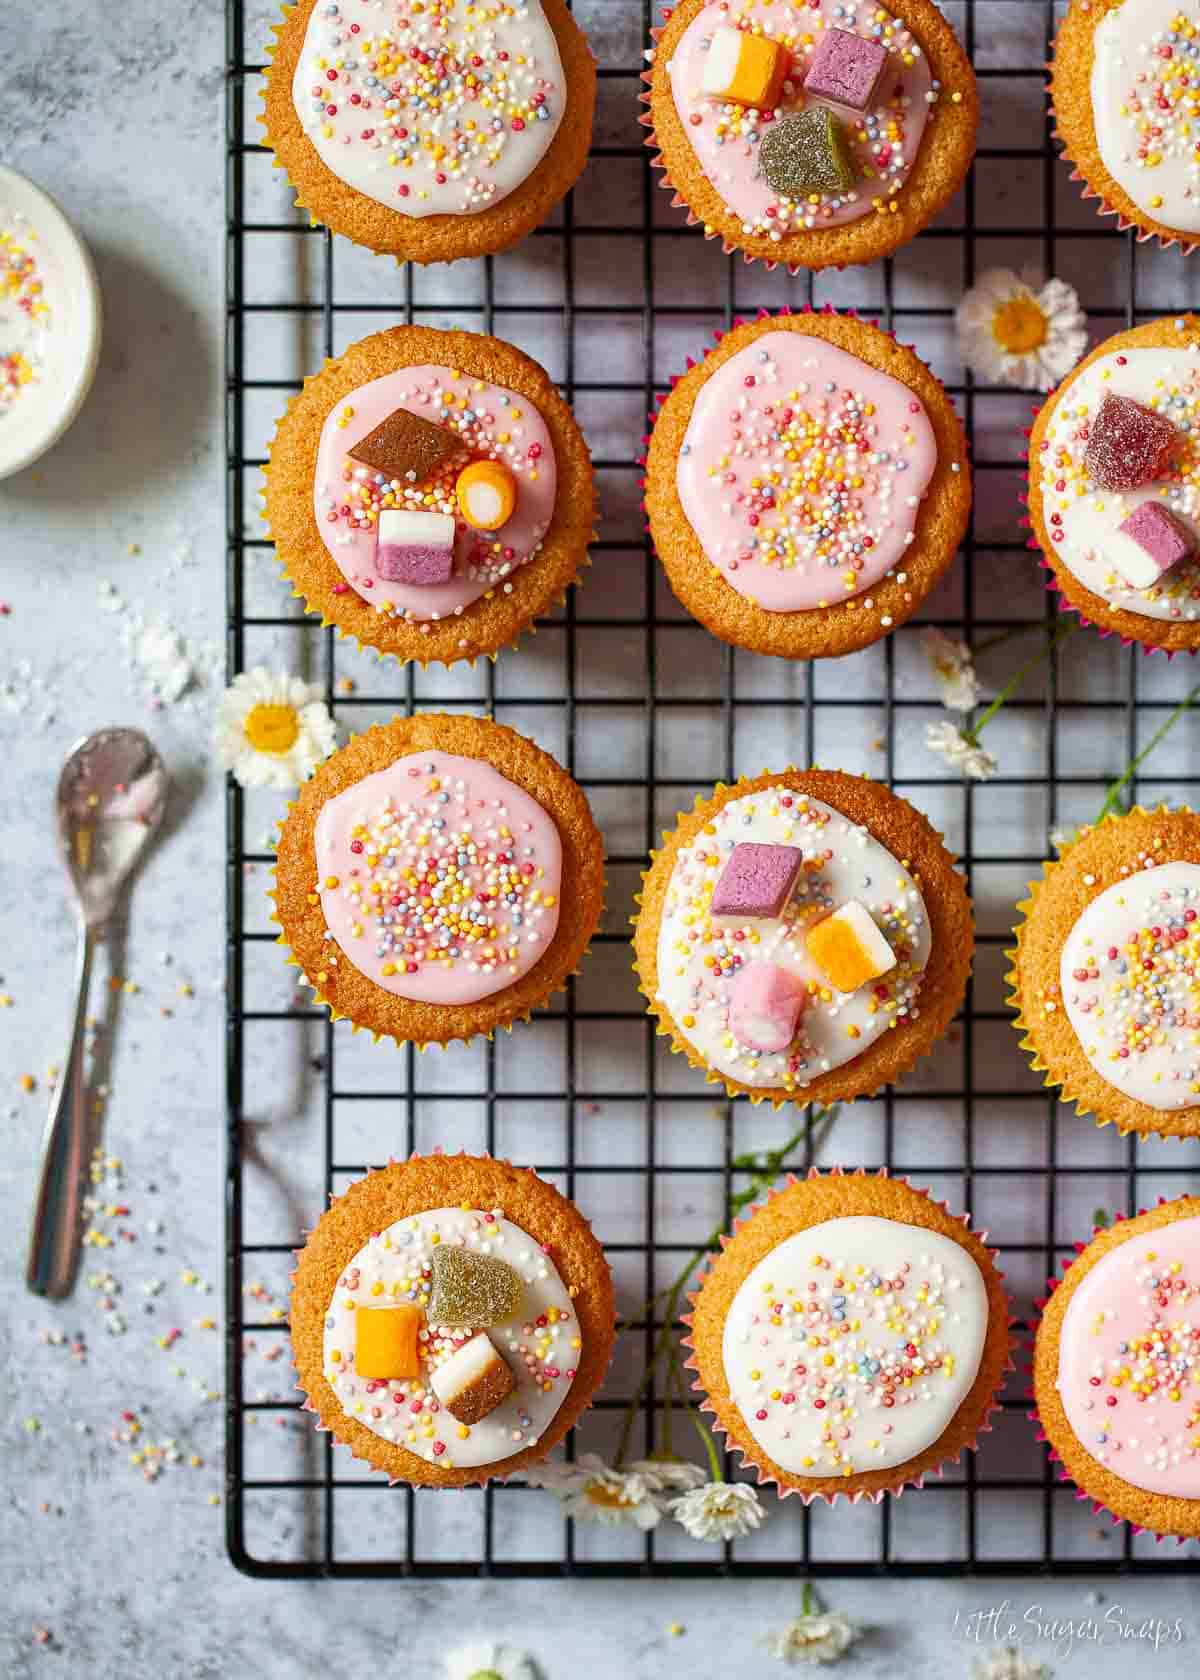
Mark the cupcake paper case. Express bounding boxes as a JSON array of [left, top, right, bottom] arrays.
[[644, 0, 978, 274], [685, 1169, 1013, 1502], [1051, 0, 1200, 255], [1032, 1196, 1200, 1541], [261, 0, 595, 264], [291, 1153, 616, 1487], [633, 768, 974, 1107], [644, 308, 972, 661], [1009, 806, 1200, 1142], [264, 325, 596, 669], [272, 712, 605, 1048], [1026, 316, 1200, 656]]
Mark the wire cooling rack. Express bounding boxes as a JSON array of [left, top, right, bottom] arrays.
[[225, 0, 1200, 1577]]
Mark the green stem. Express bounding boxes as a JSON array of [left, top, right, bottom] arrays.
[[612, 1104, 839, 1468], [969, 622, 1047, 659], [1095, 677, 1200, 823], [966, 618, 1074, 745], [802, 1581, 818, 1617], [689, 1399, 723, 1482]]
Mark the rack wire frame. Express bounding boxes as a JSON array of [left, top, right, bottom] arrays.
[[225, 0, 1200, 1577]]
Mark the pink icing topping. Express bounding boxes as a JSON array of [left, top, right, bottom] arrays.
[[666, 1, 935, 239], [314, 751, 562, 1005], [675, 331, 938, 611], [1057, 1215, 1200, 1501], [312, 364, 557, 624]]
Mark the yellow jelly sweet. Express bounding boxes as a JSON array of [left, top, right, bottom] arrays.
[[804, 901, 896, 994], [355, 1302, 424, 1380]]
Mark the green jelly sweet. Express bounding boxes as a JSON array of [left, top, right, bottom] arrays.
[[426, 1244, 524, 1327], [759, 107, 856, 199]]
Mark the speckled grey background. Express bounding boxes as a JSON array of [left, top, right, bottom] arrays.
[[1, 0, 1199, 1674]]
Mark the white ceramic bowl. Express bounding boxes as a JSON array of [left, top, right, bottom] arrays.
[[0, 164, 102, 480]]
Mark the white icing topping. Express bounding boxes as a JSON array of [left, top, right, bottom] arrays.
[[721, 1215, 989, 1477], [323, 1205, 579, 1469], [654, 789, 931, 1090], [1061, 859, 1200, 1111], [1038, 346, 1200, 623], [1091, 0, 1200, 235], [289, 0, 566, 219]]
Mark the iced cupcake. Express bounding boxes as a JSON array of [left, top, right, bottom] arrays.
[[644, 309, 971, 660], [686, 1169, 1012, 1500], [1027, 316, 1200, 655], [1051, 0, 1200, 253], [633, 769, 973, 1106], [272, 713, 604, 1048], [292, 1153, 616, 1486], [261, 0, 595, 263], [265, 325, 596, 668], [1009, 806, 1200, 1141], [1033, 1196, 1200, 1540], [644, 0, 978, 273]]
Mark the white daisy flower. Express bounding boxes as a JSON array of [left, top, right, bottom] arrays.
[[215, 668, 337, 791], [925, 720, 998, 782], [763, 1610, 859, 1667], [523, 1453, 665, 1530], [921, 628, 981, 713], [669, 1479, 765, 1542], [629, 1457, 707, 1493], [956, 268, 1088, 392], [970, 1649, 1052, 1680], [441, 1640, 540, 1680]]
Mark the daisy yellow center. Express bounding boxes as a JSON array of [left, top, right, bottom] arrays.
[[243, 702, 300, 755], [584, 1482, 635, 1510], [991, 296, 1048, 355], [468, 1671, 504, 1680]]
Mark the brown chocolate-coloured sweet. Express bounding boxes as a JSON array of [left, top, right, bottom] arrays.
[[349, 407, 465, 484]]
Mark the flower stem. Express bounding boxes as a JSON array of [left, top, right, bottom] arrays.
[[1095, 677, 1200, 823], [966, 618, 1074, 745], [613, 1104, 839, 1469]]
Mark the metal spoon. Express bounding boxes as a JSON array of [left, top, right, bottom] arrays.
[[26, 728, 169, 1298]]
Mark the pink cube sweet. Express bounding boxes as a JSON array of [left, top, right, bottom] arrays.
[[376, 542, 454, 586], [729, 961, 807, 1053], [1114, 500, 1194, 589], [802, 28, 889, 113], [375, 509, 455, 587], [710, 842, 806, 927]]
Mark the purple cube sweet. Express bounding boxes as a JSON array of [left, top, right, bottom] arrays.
[[802, 28, 889, 114], [1114, 501, 1194, 590], [710, 842, 806, 928], [375, 510, 455, 587]]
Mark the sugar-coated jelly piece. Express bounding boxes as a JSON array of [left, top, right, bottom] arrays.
[[426, 1244, 524, 1327], [805, 900, 897, 994], [802, 27, 889, 113], [759, 107, 856, 199], [1083, 392, 1177, 493], [354, 1302, 425, 1380], [729, 961, 807, 1053], [701, 25, 789, 111]]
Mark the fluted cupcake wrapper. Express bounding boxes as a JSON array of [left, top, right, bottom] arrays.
[[680, 1166, 1016, 1505]]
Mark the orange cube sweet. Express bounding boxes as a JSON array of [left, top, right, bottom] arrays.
[[355, 1302, 425, 1380], [804, 900, 897, 994], [702, 25, 789, 111]]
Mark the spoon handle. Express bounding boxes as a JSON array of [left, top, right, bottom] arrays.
[[27, 921, 96, 1298]]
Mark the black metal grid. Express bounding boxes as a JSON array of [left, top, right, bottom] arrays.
[[225, 0, 1200, 1577]]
